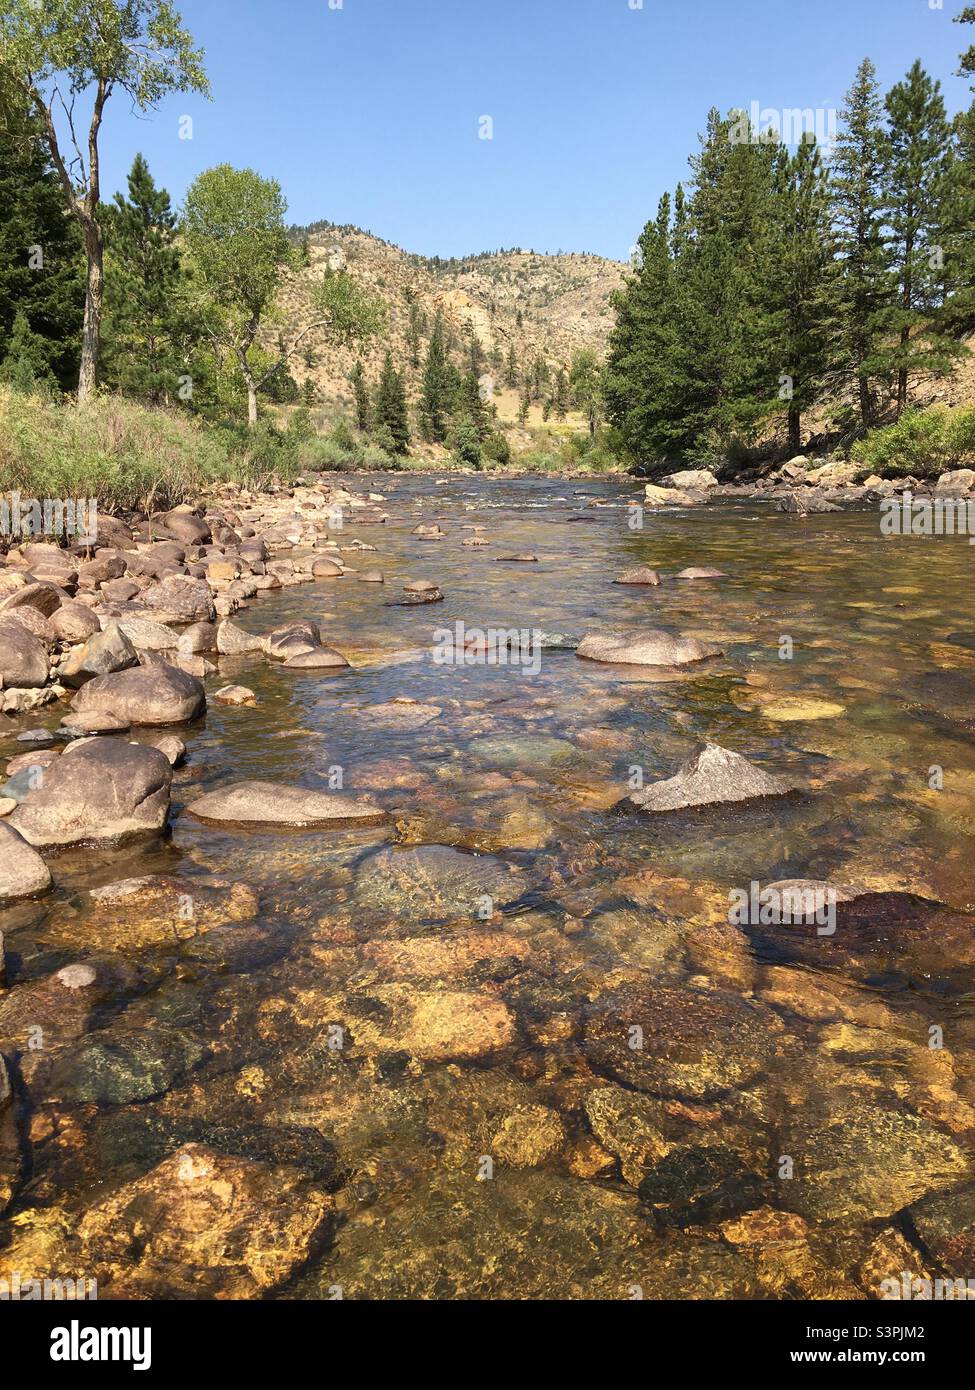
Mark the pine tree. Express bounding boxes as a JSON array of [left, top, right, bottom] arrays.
[[0, 84, 83, 391], [880, 61, 958, 413], [350, 359, 370, 431], [505, 343, 519, 387], [605, 194, 685, 457], [419, 310, 450, 442], [831, 59, 891, 427], [0, 307, 58, 394], [940, 99, 975, 335], [768, 137, 840, 453], [406, 298, 425, 369], [552, 366, 570, 418], [518, 378, 531, 425], [374, 350, 411, 453], [957, 5, 975, 87], [102, 153, 185, 403]]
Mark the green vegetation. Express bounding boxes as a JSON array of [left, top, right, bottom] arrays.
[[851, 407, 975, 478], [606, 36, 975, 466]]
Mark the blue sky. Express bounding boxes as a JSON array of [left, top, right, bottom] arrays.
[[95, 0, 973, 261]]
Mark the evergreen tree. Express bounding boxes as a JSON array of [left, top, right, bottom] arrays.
[[0, 83, 83, 391], [831, 59, 891, 427], [350, 358, 370, 431], [374, 350, 411, 453], [569, 348, 603, 439], [957, 5, 975, 87], [102, 153, 185, 403], [880, 61, 957, 413], [0, 307, 58, 394], [518, 378, 531, 425], [940, 98, 975, 335], [419, 310, 450, 442], [406, 298, 425, 369], [552, 366, 570, 418], [505, 343, 519, 387], [605, 194, 685, 457], [768, 136, 840, 452]]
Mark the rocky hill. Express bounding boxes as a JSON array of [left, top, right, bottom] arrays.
[[275, 223, 626, 428]]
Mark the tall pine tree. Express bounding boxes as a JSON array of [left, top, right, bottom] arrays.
[[419, 310, 450, 442], [374, 350, 411, 453], [880, 61, 957, 413], [102, 153, 186, 403], [831, 59, 891, 427]]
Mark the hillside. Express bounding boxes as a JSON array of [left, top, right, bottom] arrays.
[[275, 223, 626, 431]]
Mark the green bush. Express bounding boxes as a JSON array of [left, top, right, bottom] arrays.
[[851, 408, 975, 479]]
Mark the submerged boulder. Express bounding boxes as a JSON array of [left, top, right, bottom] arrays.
[[187, 780, 388, 828]]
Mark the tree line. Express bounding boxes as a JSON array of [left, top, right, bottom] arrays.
[[605, 18, 975, 465]]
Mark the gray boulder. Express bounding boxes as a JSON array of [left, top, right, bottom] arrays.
[[9, 737, 172, 847], [0, 822, 53, 904], [576, 628, 722, 667], [187, 781, 389, 828], [61, 620, 138, 688], [622, 742, 800, 813], [0, 620, 50, 688], [70, 661, 205, 725]]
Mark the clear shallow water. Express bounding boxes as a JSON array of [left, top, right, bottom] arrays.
[[3, 476, 975, 1299]]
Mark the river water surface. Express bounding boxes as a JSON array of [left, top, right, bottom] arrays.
[[3, 475, 975, 1299]]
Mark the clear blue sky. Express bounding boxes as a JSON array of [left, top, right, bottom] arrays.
[[97, 0, 973, 260]]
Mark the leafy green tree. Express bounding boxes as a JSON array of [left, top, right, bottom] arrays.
[[0, 0, 208, 402], [183, 165, 380, 426], [374, 350, 411, 453], [569, 348, 603, 439], [350, 358, 370, 431], [102, 153, 185, 403], [0, 82, 83, 390], [0, 307, 58, 394], [880, 61, 957, 413], [419, 309, 450, 442], [831, 59, 891, 427]]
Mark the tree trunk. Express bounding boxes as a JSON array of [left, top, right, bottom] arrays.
[[247, 381, 259, 428], [859, 375, 872, 430], [77, 222, 104, 404], [788, 405, 801, 455], [897, 331, 910, 417]]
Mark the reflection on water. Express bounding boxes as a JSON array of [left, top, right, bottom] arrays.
[[2, 476, 975, 1300]]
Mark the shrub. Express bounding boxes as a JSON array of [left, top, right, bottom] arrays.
[[0, 386, 300, 513], [851, 407, 975, 479]]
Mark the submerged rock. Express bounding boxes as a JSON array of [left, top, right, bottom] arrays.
[[72, 1144, 335, 1298], [355, 844, 523, 924], [613, 566, 661, 586], [577, 629, 722, 667], [621, 743, 800, 813], [584, 981, 782, 1100], [52, 1026, 206, 1104], [781, 1103, 969, 1222], [188, 781, 388, 829]]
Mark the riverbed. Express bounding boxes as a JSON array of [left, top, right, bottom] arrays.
[[2, 475, 975, 1299]]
